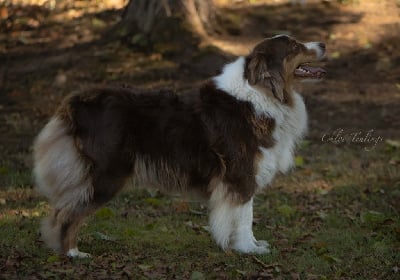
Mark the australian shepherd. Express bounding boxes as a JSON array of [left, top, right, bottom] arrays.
[[33, 35, 326, 258]]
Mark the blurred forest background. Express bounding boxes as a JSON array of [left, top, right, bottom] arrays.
[[0, 0, 399, 187], [0, 0, 399, 279]]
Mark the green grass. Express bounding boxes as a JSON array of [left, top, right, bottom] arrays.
[[0, 143, 399, 279]]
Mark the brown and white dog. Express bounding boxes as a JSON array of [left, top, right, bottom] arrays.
[[33, 35, 326, 258]]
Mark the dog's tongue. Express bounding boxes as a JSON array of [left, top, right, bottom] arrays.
[[295, 65, 327, 78], [302, 65, 326, 75]]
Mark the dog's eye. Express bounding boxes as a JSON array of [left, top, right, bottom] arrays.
[[292, 44, 299, 52]]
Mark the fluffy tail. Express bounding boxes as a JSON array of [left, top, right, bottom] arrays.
[[33, 116, 93, 253]]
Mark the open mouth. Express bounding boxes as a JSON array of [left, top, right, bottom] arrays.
[[294, 63, 326, 79]]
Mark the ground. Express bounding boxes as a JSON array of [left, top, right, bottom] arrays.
[[0, 0, 399, 279]]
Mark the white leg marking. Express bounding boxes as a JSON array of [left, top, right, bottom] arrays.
[[209, 186, 270, 254], [231, 198, 270, 254], [209, 186, 234, 250], [66, 248, 91, 258]]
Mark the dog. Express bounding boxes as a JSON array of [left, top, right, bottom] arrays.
[[33, 35, 326, 258]]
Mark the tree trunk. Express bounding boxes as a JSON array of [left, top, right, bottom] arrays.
[[118, 0, 219, 39], [181, 0, 219, 37], [120, 0, 165, 35]]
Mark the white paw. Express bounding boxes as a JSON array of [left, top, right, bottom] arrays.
[[252, 244, 270, 254], [232, 240, 270, 254], [67, 248, 91, 258], [255, 240, 270, 247]]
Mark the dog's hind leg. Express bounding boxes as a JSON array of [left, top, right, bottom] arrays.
[[34, 117, 95, 257], [62, 174, 128, 257], [39, 201, 93, 257], [34, 117, 130, 257], [60, 205, 96, 258], [39, 210, 63, 254], [50, 174, 128, 258], [40, 177, 127, 258]]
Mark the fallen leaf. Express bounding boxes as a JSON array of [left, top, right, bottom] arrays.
[[21, 210, 30, 217], [124, 228, 139, 237], [189, 209, 206, 216], [191, 271, 205, 280], [0, 7, 8, 19], [291, 272, 301, 280], [0, 166, 9, 174], [361, 210, 386, 225], [92, 18, 106, 28], [321, 254, 341, 263], [18, 36, 30, 45], [314, 242, 328, 255], [351, 159, 362, 170], [94, 231, 116, 241], [295, 156, 304, 167], [95, 207, 115, 219], [138, 264, 152, 271], [252, 256, 282, 272], [386, 139, 400, 149], [172, 201, 189, 212], [277, 204, 296, 217], [131, 33, 148, 47], [331, 51, 341, 59], [299, 140, 311, 149], [54, 72, 67, 87], [145, 197, 162, 207], [46, 255, 60, 263]]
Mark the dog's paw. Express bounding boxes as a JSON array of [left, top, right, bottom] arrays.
[[232, 240, 271, 254], [67, 248, 91, 258], [253, 244, 270, 254], [255, 240, 270, 248]]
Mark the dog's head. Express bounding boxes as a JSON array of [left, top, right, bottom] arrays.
[[244, 35, 326, 103]]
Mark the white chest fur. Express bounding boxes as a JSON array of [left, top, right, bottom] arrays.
[[255, 93, 308, 189], [213, 57, 308, 190]]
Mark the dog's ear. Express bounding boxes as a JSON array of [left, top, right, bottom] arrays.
[[268, 74, 285, 103], [246, 53, 271, 85], [245, 54, 285, 102]]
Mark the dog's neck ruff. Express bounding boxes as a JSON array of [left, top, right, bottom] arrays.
[[213, 57, 287, 123], [213, 57, 268, 115], [213, 56, 308, 187]]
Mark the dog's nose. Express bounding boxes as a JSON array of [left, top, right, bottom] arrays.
[[318, 42, 326, 51]]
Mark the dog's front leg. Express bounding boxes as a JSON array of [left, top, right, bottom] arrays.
[[231, 198, 270, 254], [209, 187, 269, 254]]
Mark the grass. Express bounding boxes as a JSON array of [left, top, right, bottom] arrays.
[[0, 143, 399, 279]]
